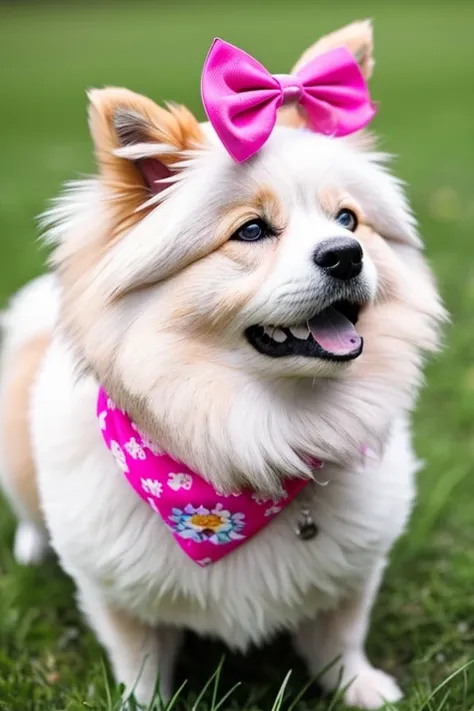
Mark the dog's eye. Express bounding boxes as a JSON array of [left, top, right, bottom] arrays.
[[335, 209, 358, 232], [231, 219, 272, 242]]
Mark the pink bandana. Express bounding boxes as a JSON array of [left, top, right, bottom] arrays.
[[97, 388, 321, 566]]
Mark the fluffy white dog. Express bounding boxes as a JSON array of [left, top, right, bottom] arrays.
[[0, 20, 444, 710]]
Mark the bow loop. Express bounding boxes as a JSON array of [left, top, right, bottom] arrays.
[[201, 38, 376, 163]]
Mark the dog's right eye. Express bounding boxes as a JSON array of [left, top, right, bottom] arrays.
[[231, 219, 272, 242]]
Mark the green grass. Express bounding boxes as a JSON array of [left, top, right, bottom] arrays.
[[0, 1, 473, 709]]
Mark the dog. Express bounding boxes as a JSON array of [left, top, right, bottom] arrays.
[[0, 20, 444, 710]]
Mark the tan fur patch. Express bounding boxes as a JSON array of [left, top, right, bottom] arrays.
[[318, 187, 344, 217], [88, 88, 204, 237], [198, 187, 285, 328], [317, 189, 366, 231], [247, 186, 285, 227], [1, 333, 51, 519], [162, 185, 284, 329], [218, 186, 285, 244]]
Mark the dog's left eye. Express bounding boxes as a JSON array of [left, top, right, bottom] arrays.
[[231, 219, 272, 242], [335, 209, 358, 232]]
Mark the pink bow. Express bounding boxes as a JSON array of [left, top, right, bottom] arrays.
[[201, 38, 376, 163]]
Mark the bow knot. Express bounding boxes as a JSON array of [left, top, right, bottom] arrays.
[[201, 38, 376, 163], [274, 74, 304, 105]]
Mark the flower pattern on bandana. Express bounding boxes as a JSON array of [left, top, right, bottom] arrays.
[[98, 411, 108, 430], [141, 478, 163, 498], [169, 503, 245, 544], [107, 398, 117, 411], [168, 472, 193, 491], [125, 437, 147, 460], [110, 440, 129, 473], [97, 387, 316, 566]]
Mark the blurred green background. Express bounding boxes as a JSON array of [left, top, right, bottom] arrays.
[[0, 1, 473, 710]]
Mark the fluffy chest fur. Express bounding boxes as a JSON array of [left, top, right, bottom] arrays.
[[33, 335, 416, 650]]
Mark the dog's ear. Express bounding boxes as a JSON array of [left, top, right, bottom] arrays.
[[278, 20, 374, 129], [291, 19, 374, 79], [88, 88, 204, 214]]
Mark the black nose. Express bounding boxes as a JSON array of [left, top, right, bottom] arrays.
[[313, 237, 363, 281]]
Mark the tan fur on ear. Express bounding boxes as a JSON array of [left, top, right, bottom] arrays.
[[292, 19, 374, 79], [278, 19, 374, 129], [88, 88, 203, 232]]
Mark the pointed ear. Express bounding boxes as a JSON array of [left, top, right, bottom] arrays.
[[278, 20, 374, 129], [88, 87, 204, 218]]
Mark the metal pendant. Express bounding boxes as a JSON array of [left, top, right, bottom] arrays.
[[296, 506, 318, 541]]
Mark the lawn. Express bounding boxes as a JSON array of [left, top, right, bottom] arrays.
[[0, 1, 473, 709]]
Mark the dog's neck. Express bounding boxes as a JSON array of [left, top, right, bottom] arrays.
[[100, 356, 414, 496]]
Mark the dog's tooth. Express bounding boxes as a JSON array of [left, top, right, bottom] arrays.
[[272, 328, 287, 343], [263, 327, 274, 337], [289, 325, 310, 340]]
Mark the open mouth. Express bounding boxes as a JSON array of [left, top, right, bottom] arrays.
[[245, 300, 363, 361]]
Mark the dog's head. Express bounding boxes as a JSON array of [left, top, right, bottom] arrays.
[[45, 21, 444, 492]]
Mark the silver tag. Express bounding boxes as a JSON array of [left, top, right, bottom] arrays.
[[296, 507, 318, 541]]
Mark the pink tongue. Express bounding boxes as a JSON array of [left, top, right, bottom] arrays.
[[307, 306, 361, 356]]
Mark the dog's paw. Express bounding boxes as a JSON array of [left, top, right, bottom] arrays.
[[122, 683, 169, 711], [343, 667, 402, 709], [13, 522, 49, 565]]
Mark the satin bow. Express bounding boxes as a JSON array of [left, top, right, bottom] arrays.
[[201, 38, 376, 163]]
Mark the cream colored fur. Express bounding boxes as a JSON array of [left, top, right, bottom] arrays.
[[0, 21, 445, 710]]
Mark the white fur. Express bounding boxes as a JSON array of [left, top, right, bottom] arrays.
[[13, 521, 49, 565], [30, 329, 414, 705], [0, 274, 59, 357], [0, 274, 59, 531], [1, 115, 444, 709]]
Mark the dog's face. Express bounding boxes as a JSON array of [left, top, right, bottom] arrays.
[[101, 126, 415, 384], [166, 128, 385, 380], [45, 22, 443, 489]]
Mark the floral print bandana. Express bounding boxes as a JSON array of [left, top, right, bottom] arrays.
[[97, 388, 321, 567]]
